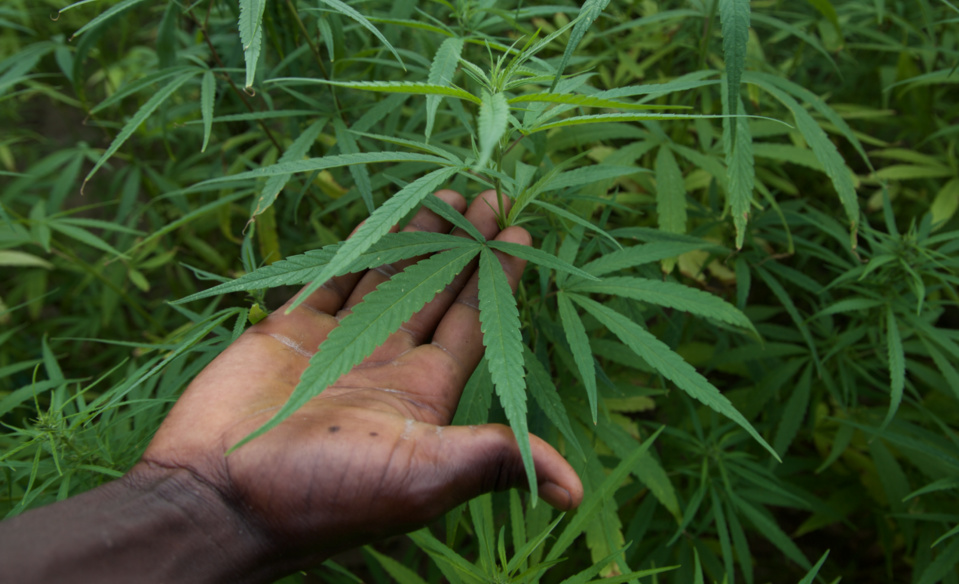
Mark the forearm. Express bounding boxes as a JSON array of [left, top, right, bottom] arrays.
[[0, 465, 284, 584]]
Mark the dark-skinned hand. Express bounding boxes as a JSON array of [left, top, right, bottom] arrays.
[[0, 189, 583, 584]]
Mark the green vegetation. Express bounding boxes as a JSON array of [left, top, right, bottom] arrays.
[[2, 0, 958, 581]]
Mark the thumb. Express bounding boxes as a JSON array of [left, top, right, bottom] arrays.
[[427, 423, 584, 511]]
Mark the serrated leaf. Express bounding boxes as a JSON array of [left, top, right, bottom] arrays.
[[523, 346, 585, 461], [314, 0, 404, 69], [568, 277, 756, 334], [718, 0, 750, 146], [882, 304, 905, 433], [477, 246, 536, 501], [288, 166, 460, 312], [270, 78, 480, 104], [486, 241, 597, 281], [409, 529, 487, 584], [812, 297, 883, 318], [426, 37, 464, 140], [586, 412, 681, 522], [192, 152, 453, 190], [569, 294, 778, 460], [232, 246, 480, 452], [252, 120, 325, 219], [530, 200, 622, 250], [580, 241, 715, 278], [557, 292, 598, 423], [756, 82, 859, 235], [510, 93, 687, 111], [176, 233, 476, 303], [238, 0, 266, 89], [476, 90, 509, 170], [529, 112, 744, 133], [550, 0, 610, 92], [655, 146, 687, 244], [722, 81, 754, 249], [200, 70, 215, 153], [83, 71, 197, 188], [546, 426, 665, 563]]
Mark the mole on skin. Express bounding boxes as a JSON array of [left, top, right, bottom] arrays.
[[328, 426, 340, 433], [369, 432, 378, 437]]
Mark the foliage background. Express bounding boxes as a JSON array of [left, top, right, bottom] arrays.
[[1, 0, 958, 582]]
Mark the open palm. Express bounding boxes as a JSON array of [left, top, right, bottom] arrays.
[[138, 189, 583, 568]]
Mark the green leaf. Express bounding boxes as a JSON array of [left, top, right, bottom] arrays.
[[569, 294, 779, 460], [192, 152, 453, 190], [486, 241, 598, 281], [314, 0, 404, 70], [69, 0, 150, 40], [476, 90, 509, 170], [803, 0, 842, 35], [917, 536, 959, 584], [797, 550, 830, 584], [408, 528, 487, 584], [904, 477, 959, 501], [0, 251, 53, 269], [270, 78, 480, 104], [238, 0, 266, 89], [755, 82, 859, 236], [366, 547, 429, 584], [333, 118, 374, 214], [547, 426, 665, 562], [550, 0, 610, 92], [83, 71, 197, 189], [754, 266, 822, 376], [882, 305, 906, 433], [931, 178, 959, 227], [655, 146, 688, 245], [200, 70, 215, 153], [718, 0, 751, 145], [730, 493, 811, 569], [252, 120, 325, 219], [587, 412, 682, 522], [772, 363, 812, 457], [510, 93, 687, 111], [426, 37, 464, 140], [523, 346, 585, 461], [47, 221, 127, 259], [531, 200, 622, 250], [232, 245, 480, 452], [580, 241, 716, 277], [557, 292, 598, 423], [287, 166, 460, 313], [529, 112, 745, 133], [477, 246, 536, 501], [176, 233, 476, 303], [568, 277, 757, 334], [722, 82, 754, 249]]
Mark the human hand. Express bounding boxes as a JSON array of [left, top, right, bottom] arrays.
[[135, 189, 583, 575]]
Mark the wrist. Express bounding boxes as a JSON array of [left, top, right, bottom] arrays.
[[0, 463, 286, 584]]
